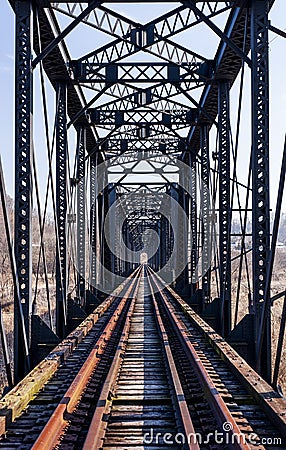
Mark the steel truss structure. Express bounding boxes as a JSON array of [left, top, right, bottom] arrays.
[[1, 0, 285, 391]]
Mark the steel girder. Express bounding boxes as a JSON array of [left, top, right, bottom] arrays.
[[14, 0, 33, 383], [177, 179, 189, 290], [8, 0, 277, 383], [251, 0, 271, 381], [102, 138, 185, 154], [200, 125, 211, 305], [88, 109, 197, 128], [55, 81, 68, 339], [51, 3, 231, 44], [189, 152, 198, 294], [32, 7, 97, 150], [187, 4, 250, 150], [76, 126, 86, 300], [71, 62, 204, 84], [218, 81, 231, 338], [73, 17, 207, 69], [93, 84, 200, 113], [8, 0, 275, 154], [160, 216, 168, 270], [89, 153, 97, 291], [102, 184, 116, 286]]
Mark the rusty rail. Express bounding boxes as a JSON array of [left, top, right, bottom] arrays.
[[147, 267, 286, 442], [82, 280, 140, 449], [148, 269, 250, 450], [0, 267, 142, 437], [31, 267, 142, 450], [149, 279, 200, 450]]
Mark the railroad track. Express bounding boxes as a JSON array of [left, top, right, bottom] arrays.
[[0, 268, 142, 449], [0, 266, 285, 449]]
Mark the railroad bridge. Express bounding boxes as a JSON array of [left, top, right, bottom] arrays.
[[0, 0, 286, 448]]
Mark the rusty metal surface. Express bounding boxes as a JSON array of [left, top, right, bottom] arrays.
[[82, 279, 139, 449], [149, 281, 200, 450], [83, 273, 199, 449], [91, 275, 181, 448], [0, 266, 285, 449], [0, 270, 141, 447], [159, 275, 286, 440], [31, 269, 142, 450], [149, 270, 251, 450], [148, 267, 286, 446]]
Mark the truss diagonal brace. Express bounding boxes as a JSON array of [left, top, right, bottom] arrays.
[[183, 0, 252, 67], [32, 0, 102, 68]]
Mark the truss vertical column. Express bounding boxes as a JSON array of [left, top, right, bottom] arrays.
[[169, 184, 179, 286], [76, 126, 86, 302], [200, 125, 211, 305], [251, 0, 271, 379], [160, 216, 167, 270], [179, 181, 189, 290], [156, 222, 161, 272], [14, 0, 33, 381], [56, 81, 67, 339], [189, 152, 197, 295], [108, 184, 116, 279], [122, 220, 127, 274], [98, 186, 105, 285], [124, 222, 131, 273], [218, 81, 231, 337], [89, 153, 97, 292]]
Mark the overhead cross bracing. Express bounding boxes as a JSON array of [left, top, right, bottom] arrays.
[[1, 0, 286, 426]]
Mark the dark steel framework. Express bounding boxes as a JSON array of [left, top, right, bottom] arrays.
[[55, 81, 68, 340], [76, 126, 86, 301], [5, 0, 284, 390], [250, 0, 271, 379], [14, 0, 33, 382], [218, 81, 231, 337], [200, 124, 211, 305]]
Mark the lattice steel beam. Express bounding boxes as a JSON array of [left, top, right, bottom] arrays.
[[51, 3, 231, 42], [76, 126, 86, 300], [102, 138, 184, 153], [189, 152, 197, 293], [32, 1, 102, 68], [14, 0, 33, 382], [89, 153, 97, 292], [56, 81, 67, 339], [74, 3, 220, 70], [88, 108, 197, 127], [77, 34, 204, 68], [186, 5, 251, 150], [107, 123, 183, 139], [251, 0, 271, 381], [200, 125, 211, 305], [71, 62, 205, 84], [218, 81, 231, 337], [184, 0, 251, 66], [95, 85, 194, 112]]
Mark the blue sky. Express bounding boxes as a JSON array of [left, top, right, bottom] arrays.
[[1, 1, 286, 212]]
